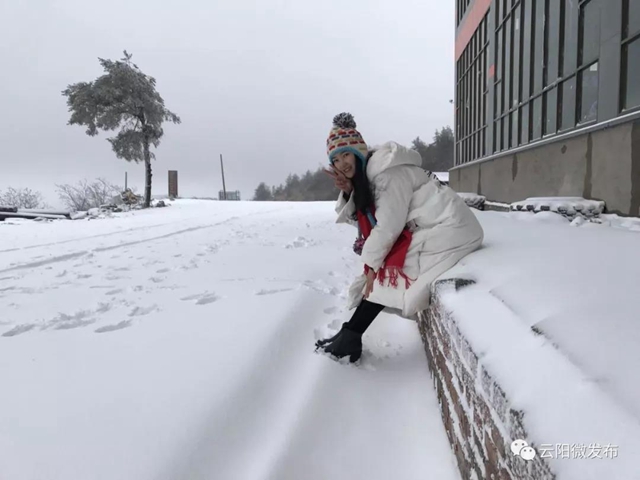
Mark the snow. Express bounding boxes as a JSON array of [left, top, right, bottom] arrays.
[[433, 172, 449, 183], [455, 192, 486, 209], [0, 200, 459, 480], [440, 210, 640, 480], [511, 197, 606, 215]]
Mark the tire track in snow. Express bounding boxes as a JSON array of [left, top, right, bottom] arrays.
[[0, 210, 284, 274], [157, 291, 331, 480], [0, 221, 176, 254]]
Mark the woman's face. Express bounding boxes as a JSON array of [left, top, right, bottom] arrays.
[[332, 151, 357, 179]]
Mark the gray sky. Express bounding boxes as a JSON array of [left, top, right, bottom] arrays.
[[0, 0, 454, 206]]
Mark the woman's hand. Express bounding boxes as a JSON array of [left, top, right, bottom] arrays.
[[324, 167, 353, 194], [363, 268, 376, 299]]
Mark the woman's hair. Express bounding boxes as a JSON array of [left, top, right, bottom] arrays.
[[352, 151, 375, 215]]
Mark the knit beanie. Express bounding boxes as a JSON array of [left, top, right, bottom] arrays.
[[326, 113, 368, 164]]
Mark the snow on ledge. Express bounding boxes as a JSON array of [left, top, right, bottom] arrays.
[[456, 192, 486, 209], [433, 210, 640, 479], [511, 197, 605, 215]]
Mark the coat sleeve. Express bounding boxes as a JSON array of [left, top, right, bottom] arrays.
[[335, 191, 357, 227], [361, 169, 414, 271]]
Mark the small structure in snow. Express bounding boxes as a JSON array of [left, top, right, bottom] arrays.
[[433, 172, 450, 185], [456, 192, 486, 210], [511, 197, 606, 219], [219, 190, 241, 201]]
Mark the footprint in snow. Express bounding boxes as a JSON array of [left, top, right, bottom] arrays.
[[95, 320, 133, 333], [285, 237, 316, 249], [106, 288, 123, 296], [105, 274, 128, 281], [149, 276, 165, 284], [77, 274, 92, 279], [156, 268, 170, 274], [96, 303, 113, 314], [328, 319, 342, 330], [53, 318, 96, 330], [2, 324, 37, 337], [323, 306, 340, 315], [128, 305, 159, 317], [180, 293, 220, 305], [45, 310, 96, 330]]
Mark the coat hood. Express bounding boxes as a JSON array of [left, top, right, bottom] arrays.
[[366, 141, 422, 181]]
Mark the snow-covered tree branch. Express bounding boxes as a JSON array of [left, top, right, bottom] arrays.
[[55, 178, 122, 212], [0, 187, 48, 209]]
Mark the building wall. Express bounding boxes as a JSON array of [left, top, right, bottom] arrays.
[[453, 0, 640, 215], [451, 120, 640, 216]]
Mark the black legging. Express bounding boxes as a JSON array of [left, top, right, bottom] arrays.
[[345, 300, 385, 334]]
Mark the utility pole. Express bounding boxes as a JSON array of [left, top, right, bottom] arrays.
[[125, 172, 128, 190], [220, 154, 227, 200]]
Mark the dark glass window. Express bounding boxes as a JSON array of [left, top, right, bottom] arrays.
[[521, 103, 530, 144], [497, 23, 503, 82], [505, 18, 512, 114], [522, 0, 533, 99], [579, 0, 601, 65], [512, 110, 520, 145], [547, 1, 561, 84], [503, 116, 510, 149], [578, 62, 599, 123], [623, 38, 640, 109], [532, 96, 543, 140], [455, 14, 491, 165], [513, 6, 522, 106], [545, 88, 558, 134], [496, 81, 503, 119], [563, 0, 578, 74], [628, 0, 640, 36], [533, 0, 546, 93], [560, 77, 577, 130]]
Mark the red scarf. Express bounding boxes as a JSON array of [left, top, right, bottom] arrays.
[[356, 206, 414, 289]]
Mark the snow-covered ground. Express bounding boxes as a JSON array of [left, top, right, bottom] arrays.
[[0, 200, 460, 480], [441, 210, 640, 480]]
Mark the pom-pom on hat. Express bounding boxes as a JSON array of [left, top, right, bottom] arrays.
[[326, 113, 368, 164]]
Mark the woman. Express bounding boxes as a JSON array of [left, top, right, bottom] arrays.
[[316, 113, 484, 363]]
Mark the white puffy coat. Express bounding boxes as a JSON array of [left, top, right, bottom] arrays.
[[336, 141, 484, 317]]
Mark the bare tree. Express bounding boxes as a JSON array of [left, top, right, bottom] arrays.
[[0, 187, 48, 209], [56, 178, 122, 211], [62, 51, 180, 208]]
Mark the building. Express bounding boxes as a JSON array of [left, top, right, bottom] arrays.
[[219, 190, 241, 201], [452, 0, 640, 215]]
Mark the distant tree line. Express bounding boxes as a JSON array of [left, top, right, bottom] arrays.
[[253, 169, 339, 201], [411, 126, 454, 173], [253, 126, 454, 201]]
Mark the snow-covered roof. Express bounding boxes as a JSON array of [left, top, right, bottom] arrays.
[[433, 172, 449, 182]]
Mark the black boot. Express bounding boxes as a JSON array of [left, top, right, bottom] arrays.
[[320, 325, 362, 363], [315, 323, 347, 349]]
